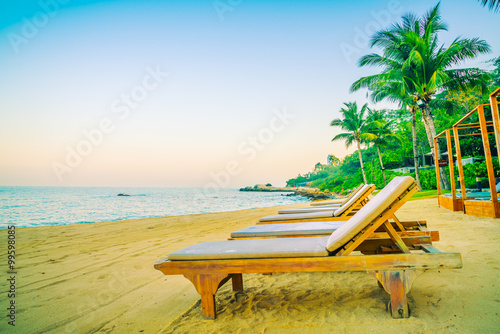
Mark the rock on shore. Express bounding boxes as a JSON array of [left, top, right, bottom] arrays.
[[239, 184, 296, 192], [239, 184, 334, 200]]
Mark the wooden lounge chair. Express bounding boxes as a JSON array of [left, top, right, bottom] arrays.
[[154, 176, 462, 320], [278, 184, 369, 214], [258, 184, 375, 223], [309, 183, 364, 206], [234, 180, 426, 238]]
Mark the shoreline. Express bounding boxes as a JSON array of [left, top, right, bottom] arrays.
[[4, 203, 309, 234], [1, 191, 311, 230], [1, 199, 499, 333], [4, 201, 312, 231]]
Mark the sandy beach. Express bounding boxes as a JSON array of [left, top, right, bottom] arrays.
[[1, 198, 499, 333]]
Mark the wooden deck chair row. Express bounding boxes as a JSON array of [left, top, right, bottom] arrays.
[[154, 176, 462, 320], [237, 180, 426, 237], [259, 184, 375, 224], [309, 183, 364, 206], [278, 184, 370, 214]]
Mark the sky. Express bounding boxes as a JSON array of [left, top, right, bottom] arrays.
[[0, 0, 498, 188]]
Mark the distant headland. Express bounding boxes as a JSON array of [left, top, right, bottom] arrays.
[[239, 184, 335, 200]]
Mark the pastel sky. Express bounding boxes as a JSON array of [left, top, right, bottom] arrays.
[[0, 0, 498, 188]]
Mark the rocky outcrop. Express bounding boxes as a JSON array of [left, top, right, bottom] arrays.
[[293, 188, 334, 200], [239, 185, 296, 192], [239, 184, 335, 200]]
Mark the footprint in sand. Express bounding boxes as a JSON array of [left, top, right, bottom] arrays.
[[256, 300, 273, 310], [234, 292, 247, 303]]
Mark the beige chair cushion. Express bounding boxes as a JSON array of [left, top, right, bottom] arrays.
[[326, 176, 414, 252], [168, 236, 330, 260], [231, 221, 347, 238], [333, 184, 373, 217], [340, 183, 364, 202], [259, 211, 337, 222], [278, 204, 342, 214], [310, 199, 345, 206]]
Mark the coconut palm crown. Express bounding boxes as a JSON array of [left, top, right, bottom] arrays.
[[364, 109, 399, 186], [351, 3, 491, 105], [350, 3, 491, 189], [331, 102, 376, 184]]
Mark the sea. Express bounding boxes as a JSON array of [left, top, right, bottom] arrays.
[[0, 186, 310, 229]]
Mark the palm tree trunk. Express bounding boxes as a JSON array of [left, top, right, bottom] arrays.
[[356, 139, 368, 184], [420, 104, 450, 190], [411, 109, 422, 189], [420, 111, 434, 155], [375, 144, 387, 186]]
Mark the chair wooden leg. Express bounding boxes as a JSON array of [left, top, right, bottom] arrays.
[[200, 290, 217, 320], [232, 274, 243, 291], [387, 272, 409, 318], [371, 270, 420, 318], [183, 273, 229, 320]]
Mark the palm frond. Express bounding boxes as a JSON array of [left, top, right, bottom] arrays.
[[477, 0, 500, 11], [351, 2, 491, 110]]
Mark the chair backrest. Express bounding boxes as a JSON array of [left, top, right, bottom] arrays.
[[343, 183, 364, 203], [333, 184, 374, 217], [326, 176, 415, 252]]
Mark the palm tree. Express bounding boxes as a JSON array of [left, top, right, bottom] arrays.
[[351, 3, 491, 189], [365, 109, 399, 186], [331, 102, 376, 184], [477, 0, 500, 11], [369, 81, 423, 188]]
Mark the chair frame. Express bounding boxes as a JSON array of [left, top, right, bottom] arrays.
[[258, 185, 375, 224]]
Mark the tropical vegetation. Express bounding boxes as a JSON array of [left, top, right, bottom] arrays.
[[286, 3, 499, 194]]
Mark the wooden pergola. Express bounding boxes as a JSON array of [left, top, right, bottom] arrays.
[[435, 87, 500, 218]]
